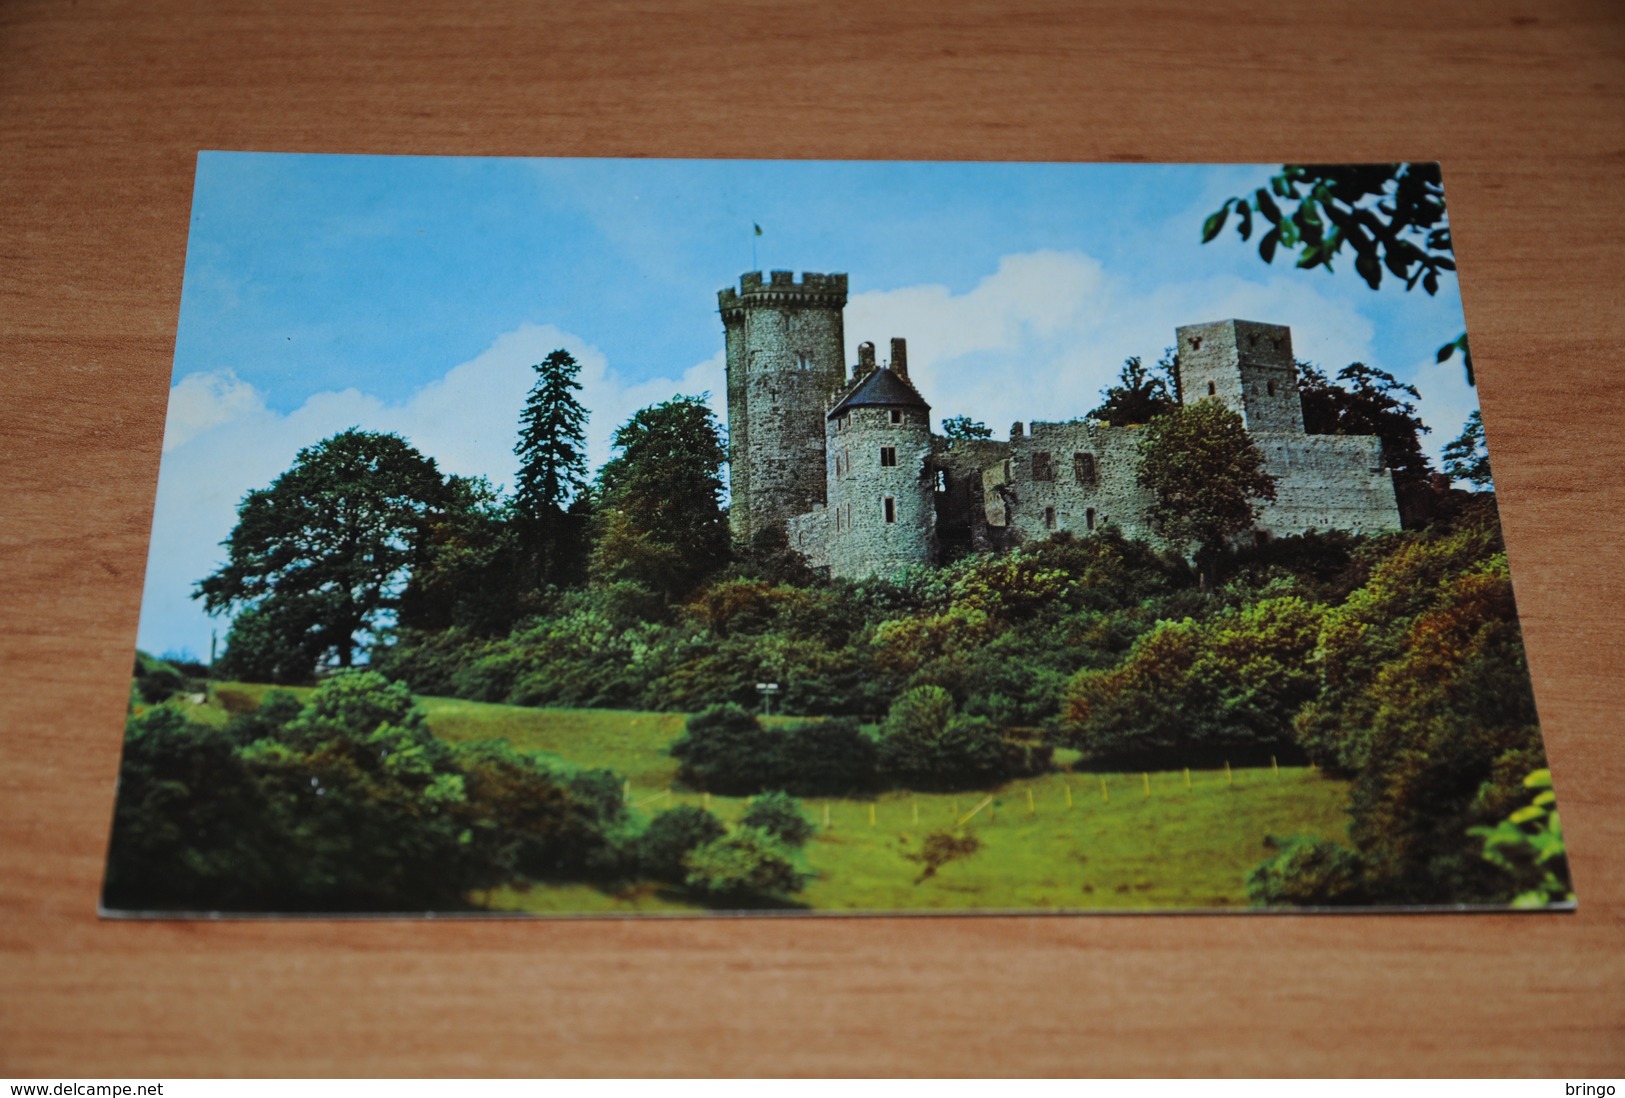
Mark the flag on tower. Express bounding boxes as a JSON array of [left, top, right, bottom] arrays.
[[753, 223, 763, 236]]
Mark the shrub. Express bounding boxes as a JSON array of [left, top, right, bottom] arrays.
[[635, 806, 727, 883], [904, 829, 982, 884], [682, 826, 812, 903], [669, 703, 772, 794], [740, 792, 814, 847], [1246, 836, 1367, 907], [878, 688, 1046, 790], [671, 706, 882, 796]]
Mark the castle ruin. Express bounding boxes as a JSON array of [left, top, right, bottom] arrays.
[[720, 271, 1402, 580]]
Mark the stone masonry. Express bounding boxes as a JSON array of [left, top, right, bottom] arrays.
[[720, 272, 1403, 581]]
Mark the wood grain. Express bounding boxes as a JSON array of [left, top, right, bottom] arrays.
[[2, 0, 1622, 1077]]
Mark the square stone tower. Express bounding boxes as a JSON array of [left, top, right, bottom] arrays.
[[1175, 319, 1305, 433]]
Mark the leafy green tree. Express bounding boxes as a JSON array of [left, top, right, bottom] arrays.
[[1089, 354, 1178, 427], [1202, 163, 1471, 383], [635, 805, 727, 883], [1468, 769, 1573, 908], [1442, 410, 1492, 490], [197, 429, 454, 681], [591, 396, 730, 600], [514, 349, 592, 586], [740, 791, 815, 847], [878, 686, 1038, 789], [940, 415, 993, 440], [397, 475, 533, 635], [1298, 362, 1433, 491], [682, 826, 812, 903], [1247, 836, 1367, 907], [1136, 402, 1277, 584]]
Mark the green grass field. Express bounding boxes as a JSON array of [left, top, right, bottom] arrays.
[[193, 683, 1352, 914]]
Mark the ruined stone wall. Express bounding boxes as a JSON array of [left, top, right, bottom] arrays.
[[931, 436, 1011, 561], [989, 420, 1159, 546], [824, 405, 935, 579], [720, 271, 848, 541], [1253, 433, 1401, 537], [1176, 319, 1305, 433]]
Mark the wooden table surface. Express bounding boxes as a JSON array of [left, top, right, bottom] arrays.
[[3, 0, 1622, 1078]]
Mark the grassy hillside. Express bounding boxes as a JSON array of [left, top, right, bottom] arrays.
[[195, 683, 1352, 914]]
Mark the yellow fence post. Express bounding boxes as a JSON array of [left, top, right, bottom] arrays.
[[1225, 761, 1233, 787], [912, 798, 919, 826], [869, 803, 876, 828], [1184, 767, 1191, 791], [1100, 777, 1109, 803], [1027, 788, 1036, 815], [1063, 780, 1073, 809], [1272, 755, 1280, 779]]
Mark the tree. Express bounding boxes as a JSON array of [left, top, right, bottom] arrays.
[[1442, 410, 1492, 490], [514, 349, 591, 586], [1298, 361, 1433, 491], [197, 429, 454, 681], [1088, 353, 1179, 426], [940, 415, 993, 440], [1201, 163, 1472, 383], [1136, 402, 1277, 583], [590, 396, 730, 600]]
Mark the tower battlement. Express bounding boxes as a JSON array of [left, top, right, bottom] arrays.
[[719, 271, 849, 318]]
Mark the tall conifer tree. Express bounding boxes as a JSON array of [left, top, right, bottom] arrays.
[[514, 349, 590, 586]]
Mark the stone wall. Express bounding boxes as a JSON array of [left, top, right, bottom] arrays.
[[1253, 433, 1401, 537], [824, 404, 935, 579], [931, 436, 1012, 560], [720, 271, 848, 541], [989, 420, 1159, 546]]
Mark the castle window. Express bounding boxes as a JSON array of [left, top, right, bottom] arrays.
[[836, 413, 848, 432], [936, 470, 948, 493], [1044, 506, 1056, 530], [1207, 381, 1217, 396], [1267, 379, 1277, 396], [796, 352, 811, 370], [890, 409, 903, 425], [1032, 452, 1055, 481], [880, 446, 897, 467], [1086, 507, 1096, 531], [883, 496, 896, 524], [1074, 452, 1097, 487]]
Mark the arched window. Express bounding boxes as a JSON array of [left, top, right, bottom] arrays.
[[1086, 507, 1096, 531], [1207, 380, 1217, 397]]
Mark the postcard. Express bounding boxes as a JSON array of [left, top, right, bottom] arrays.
[[105, 155, 1571, 916]]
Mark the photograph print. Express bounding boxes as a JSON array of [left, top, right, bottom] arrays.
[[106, 155, 1572, 917]]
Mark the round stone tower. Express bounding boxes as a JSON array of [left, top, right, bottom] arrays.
[[823, 337, 936, 579], [718, 270, 849, 542]]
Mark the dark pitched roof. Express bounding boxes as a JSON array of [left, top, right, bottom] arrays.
[[827, 367, 930, 418]]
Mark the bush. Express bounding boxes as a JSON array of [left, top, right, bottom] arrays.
[[669, 703, 772, 794], [635, 806, 727, 883], [671, 706, 881, 796], [878, 688, 1047, 790], [682, 826, 812, 903], [1246, 836, 1367, 907], [740, 792, 814, 847]]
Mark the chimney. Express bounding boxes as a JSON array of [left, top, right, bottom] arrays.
[[855, 341, 876, 380], [890, 337, 908, 380]]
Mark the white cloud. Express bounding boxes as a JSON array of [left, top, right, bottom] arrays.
[[163, 370, 266, 452]]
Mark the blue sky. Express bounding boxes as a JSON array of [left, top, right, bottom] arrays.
[[143, 153, 1481, 659]]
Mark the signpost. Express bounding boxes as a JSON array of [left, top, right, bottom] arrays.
[[755, 681, 781, 717]]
